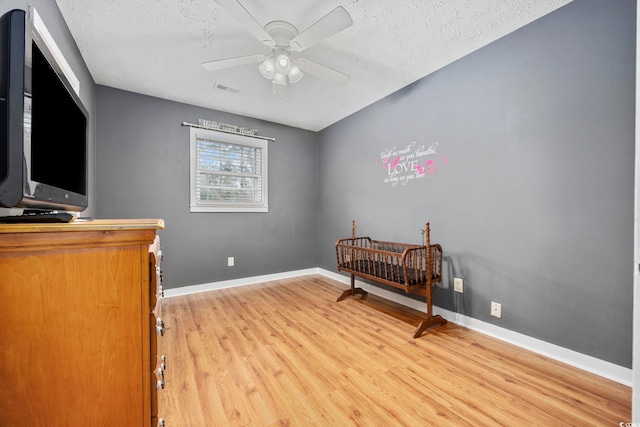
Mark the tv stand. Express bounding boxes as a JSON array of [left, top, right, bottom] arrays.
[[0, 210, 76, 223]]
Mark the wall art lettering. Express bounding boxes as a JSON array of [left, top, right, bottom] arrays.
[[377, 141, 448, 187]]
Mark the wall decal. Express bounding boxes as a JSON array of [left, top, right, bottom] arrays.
[[378, 141, 448, 186]]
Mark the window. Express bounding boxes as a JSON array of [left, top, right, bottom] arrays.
[[190, 127, 268, 212]]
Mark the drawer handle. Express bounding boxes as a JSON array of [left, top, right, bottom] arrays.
[[160, 355, 167, 371]]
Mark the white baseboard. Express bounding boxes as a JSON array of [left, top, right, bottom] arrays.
[[163, 268, 321, 297], [164, 268, 632, 387]]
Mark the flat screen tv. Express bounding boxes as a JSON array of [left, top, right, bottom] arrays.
[[0, 8, 88, 215]]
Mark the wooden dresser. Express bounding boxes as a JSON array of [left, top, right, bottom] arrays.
[[0, 219, 165, 426]]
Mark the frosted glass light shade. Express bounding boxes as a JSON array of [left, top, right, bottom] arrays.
[[259, 56, 276, 79], [288, 63, 303, 83], [272, 71, 287, 85], [275, 51, 291, 72]]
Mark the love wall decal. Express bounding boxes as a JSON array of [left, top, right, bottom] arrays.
[[377, 141, 448, 187]]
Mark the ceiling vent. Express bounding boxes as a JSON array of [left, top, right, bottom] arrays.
[[213, 82, 240, 94]]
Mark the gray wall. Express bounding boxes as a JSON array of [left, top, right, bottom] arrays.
[[318, 0, 635, 368], [0, 0, 97, 217], [95, 87, 319, 289]]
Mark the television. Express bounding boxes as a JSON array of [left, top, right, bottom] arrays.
[[0, 8, 88, 218]]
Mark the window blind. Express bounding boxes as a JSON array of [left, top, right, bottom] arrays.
[[195, 138, 264, 204]]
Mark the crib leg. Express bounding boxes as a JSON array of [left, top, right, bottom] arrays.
[[413, 315, 447, 338], [413, 283, 447, 338], [337, 274, 368, 302]]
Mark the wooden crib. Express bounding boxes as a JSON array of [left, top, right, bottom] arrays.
[[335, 221, 446, 338]]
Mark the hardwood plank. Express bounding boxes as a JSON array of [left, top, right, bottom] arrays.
[[160, 275, 631, 426], [161, 298, 210, 426]]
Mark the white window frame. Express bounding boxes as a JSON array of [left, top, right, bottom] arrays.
[[189, 127, 268, 213]]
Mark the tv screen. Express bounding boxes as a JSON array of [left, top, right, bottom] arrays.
[[30, 41, 87, 197], [0, 8, 88, 213]]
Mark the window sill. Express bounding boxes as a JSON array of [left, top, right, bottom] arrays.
[[190, 205, 269, 213]]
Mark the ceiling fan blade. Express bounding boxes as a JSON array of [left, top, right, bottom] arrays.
[[202, 54, 267, 71], [289, 6, 353, 51], [297, 58, 350, 86], [213, 0, 275, 47]]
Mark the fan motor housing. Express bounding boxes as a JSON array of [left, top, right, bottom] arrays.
[[264, 21, 298, 47]]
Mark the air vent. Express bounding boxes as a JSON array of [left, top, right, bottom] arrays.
[[213, 82, 240, 94]]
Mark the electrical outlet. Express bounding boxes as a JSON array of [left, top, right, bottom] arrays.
[[491, 301, 502, 318], [227, 256, 234, 267], [453, 278, 464, 293]]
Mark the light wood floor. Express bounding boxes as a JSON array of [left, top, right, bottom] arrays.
[[159, 275, 631, 426]]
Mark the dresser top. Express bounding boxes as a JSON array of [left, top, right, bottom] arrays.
[[0, 218, 165, 234]]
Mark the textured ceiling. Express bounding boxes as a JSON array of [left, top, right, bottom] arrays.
[[54, 0, 572, 132]]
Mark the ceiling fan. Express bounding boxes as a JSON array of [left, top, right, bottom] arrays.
[[202, 0, 353, 97]]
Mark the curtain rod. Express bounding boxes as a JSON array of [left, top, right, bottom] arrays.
[[181, 122, 275, 141]]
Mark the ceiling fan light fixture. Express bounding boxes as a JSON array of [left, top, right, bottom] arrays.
[[260, 51, 302, 97]]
